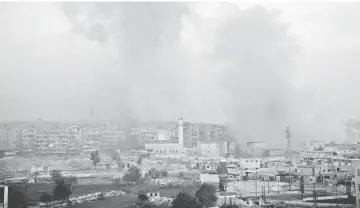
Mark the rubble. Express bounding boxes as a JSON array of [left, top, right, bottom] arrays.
[[28, 190, 126, 208]]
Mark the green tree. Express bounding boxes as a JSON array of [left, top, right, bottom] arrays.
[[300, 176, 305, 199], [20, 178, 30, 193], [137, 157, 143, 165], [50, 169, 62, 182], [148, 168, 161, 183], [195, 183, 218, 207], [31, 171, 40, 184], [172, 191, 202, 208], [52, 175, 78, 206], [178, 172, 185, 181], [90, 150, 100, 169], [216, 162, 228, 175], [346, 179, 352, 198], [161, 169, 168, 178], [123, 166, 142, 185], [262, 149, 270, 158], [219, 176, 229, 192]]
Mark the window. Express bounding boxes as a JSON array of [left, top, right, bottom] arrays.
[[358, 185, 360, 192], [357, 169, 360, 176]]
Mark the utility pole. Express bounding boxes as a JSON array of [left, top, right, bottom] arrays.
[[256, 168, 258, 197], [313, 183, 317, 208]]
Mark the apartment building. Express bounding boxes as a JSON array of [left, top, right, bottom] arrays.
[[99, 130, 125, 151], [353, 159, 360, 208], [196, 142, 220, 157], [16, 127, 37, 154], [81, 127, 100, 156], [0, 125, 15, 150], [219, 141, 235, 157], [183, 122, 199, 148]]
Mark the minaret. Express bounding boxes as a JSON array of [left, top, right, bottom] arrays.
[[285, 126, 291, 157], [177, 113, 184, 148]]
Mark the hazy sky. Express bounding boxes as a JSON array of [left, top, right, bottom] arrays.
[[1, 2, 360, 146]]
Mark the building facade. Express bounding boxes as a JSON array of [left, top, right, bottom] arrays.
[[353, 159, 360, 208], [144, 114, 185, 155]]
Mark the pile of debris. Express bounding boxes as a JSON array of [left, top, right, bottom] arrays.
[[29, 190, 126, 208]]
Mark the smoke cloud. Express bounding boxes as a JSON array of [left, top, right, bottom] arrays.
[[1, 2, 359, 146]]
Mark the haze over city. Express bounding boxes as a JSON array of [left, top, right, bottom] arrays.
[[1, 2, 360, 146]]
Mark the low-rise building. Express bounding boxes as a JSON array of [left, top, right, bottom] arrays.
[[239, 158, 261, 170]]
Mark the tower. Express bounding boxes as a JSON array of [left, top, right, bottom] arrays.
[[285, 126, 291, 157], [177, 113, 184, 148]]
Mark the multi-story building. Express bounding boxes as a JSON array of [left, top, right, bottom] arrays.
[[196, 142, 220, 157], [33, 126, 82, 157], [16, 127, 37, 154], [218, 141, 235, 157], [81, 127, 100, 156], [99, 130, 125, 152], [0, 125, 16, 150], [353, 159, 360, 208]]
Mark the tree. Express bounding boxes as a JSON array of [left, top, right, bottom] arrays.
[[53, 176, 78, 206], [110, 149, 122, 167], [262, 149, 270, 158], [346, 179, 352, 198], [20, 178, 30, 193], [178, 172, 185, 181], [216, 162, 228, 175], [172, 191, 202, 208], [90, 150, 100, 169], [219, 176, 229, 192], [123, 166, 142, 185], [138, 193, 149, 203], [195, 183, 218, 207], [50, 169, 62, 182], [161, 169, 168, 178], [31, 171, 40, 184], [300, 176, 305, 199], [332, 151, 338, 156], [314, 146, 324, 151], [148, 168, 161, 183], [137, 157, 143, 165]]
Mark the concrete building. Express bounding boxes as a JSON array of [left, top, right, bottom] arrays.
[[353, 159, 360, 208], [99, 130, 125, 151], [0, 125, 15, 150], [197, 142, 220, 157], [239, 158, 261, 169], [81, 127, 100, 155], [219, 141, 235, 157]]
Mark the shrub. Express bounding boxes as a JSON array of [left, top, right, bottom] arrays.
[[138, 193, 149, 202], [39, 192, 52, 202]]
